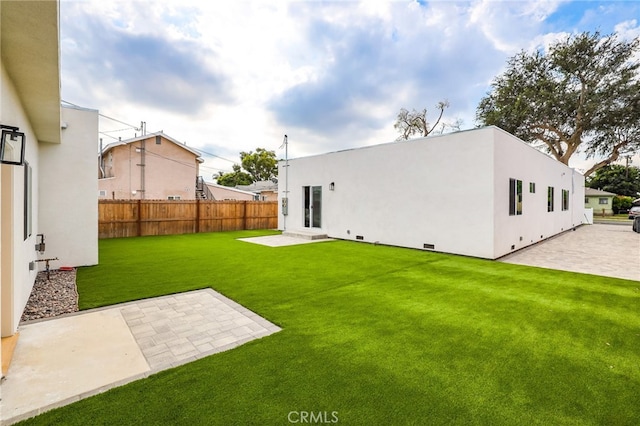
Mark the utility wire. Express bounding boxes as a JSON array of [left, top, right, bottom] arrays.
[[63, 99, 236, 167], [190, 147, 236, 164], [98, 113, 140, 130], [99, 132, 119, 141], [63, 99, 141, 131], [101, 127, 136, 133], [144, 150, 230, 173]]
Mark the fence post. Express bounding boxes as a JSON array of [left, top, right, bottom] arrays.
[[243, 201, 247, 230], [136, 199, 142, 237], [195, 199, 200, 234]]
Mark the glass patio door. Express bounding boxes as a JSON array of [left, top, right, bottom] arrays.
[[303, 186, 322, 228]]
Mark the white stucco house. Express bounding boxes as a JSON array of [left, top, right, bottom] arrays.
[[1, 1, 98, 366], [278, 126, 585, 259]]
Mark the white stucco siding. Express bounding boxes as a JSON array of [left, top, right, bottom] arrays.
[[280, 128, 497, 258], [1, 64, 41, 335], [39, 106, 99, 267], [492, 128, 585, 258]]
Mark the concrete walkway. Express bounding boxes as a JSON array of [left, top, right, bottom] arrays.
[[500, 223, 640, 281], [0, 289, 280, 425]]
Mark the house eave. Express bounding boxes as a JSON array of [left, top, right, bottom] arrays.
[[1, 1, 62, 144]]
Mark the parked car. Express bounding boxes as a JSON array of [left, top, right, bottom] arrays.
[[629, 206, 640, 219]]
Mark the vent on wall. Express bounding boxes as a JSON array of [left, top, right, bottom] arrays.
[[356, 235, 364, 240], [423, 243, 435, 250]]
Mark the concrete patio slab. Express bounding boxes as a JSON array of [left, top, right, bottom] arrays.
[[0, 289, 280, 425], [238, 234, 334, 247], [500, 223, 640, 281]]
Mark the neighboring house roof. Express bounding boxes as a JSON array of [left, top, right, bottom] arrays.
[[205, 182, 258, 197], [236, 180, 278, 192], [585, 188, 617, 197], [101, 131, 204, 163]]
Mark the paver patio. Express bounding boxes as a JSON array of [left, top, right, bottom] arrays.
[[500, 223, 639, 281], [0, 289, 280, 425]]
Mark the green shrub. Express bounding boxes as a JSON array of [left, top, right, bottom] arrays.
[[612, 195, 633, 214]]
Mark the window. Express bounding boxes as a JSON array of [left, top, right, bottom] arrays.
[[585, 197, 589, 204], [24, 162, 32, 240], [155, 136, 161, 145], [562, 189, 569, 211], [547, 186, 554, 212], [598, 198, 608, 205], [167, 195, 181, 200], [98, 190, 107, 197], [509, 178, 522, 216], [529, 182, 536, 193]]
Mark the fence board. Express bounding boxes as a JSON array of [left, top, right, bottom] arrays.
[[98, 200, 278, 239]]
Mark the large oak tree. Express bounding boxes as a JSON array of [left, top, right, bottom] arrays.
[[586, 164, 640, 198], [476, 32, 640, 177]]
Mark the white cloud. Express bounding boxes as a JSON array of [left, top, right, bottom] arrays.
[[469, 0, 566, 53], [60, 0, 640, 177]]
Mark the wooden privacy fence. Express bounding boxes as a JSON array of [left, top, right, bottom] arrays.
[[98, 200, 278, 239]]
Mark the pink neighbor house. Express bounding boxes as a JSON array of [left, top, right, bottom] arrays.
[[99, 132, 209, 200]]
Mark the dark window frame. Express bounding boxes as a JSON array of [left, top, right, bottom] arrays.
[[509, 178, 522, 216], [562, 189, 569, 211]]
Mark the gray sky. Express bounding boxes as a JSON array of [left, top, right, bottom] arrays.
[[60, 0, 640, 178]]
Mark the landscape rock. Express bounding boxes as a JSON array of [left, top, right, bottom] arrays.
[[20, 269, 79, 322]]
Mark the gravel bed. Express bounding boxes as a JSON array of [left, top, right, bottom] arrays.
[[20, 269, 79, 322]]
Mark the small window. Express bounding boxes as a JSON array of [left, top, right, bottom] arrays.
[[585, 197, 589, 204], [509, 178, 522, 216], [547, 187, 554, 212], [98, 190, 107, 197], [598, 198, 608, 205], [156, 136, 161, 145], [167, 195, 181, 200], [529, 182, 535, 193], [562, 189, 569, 211]]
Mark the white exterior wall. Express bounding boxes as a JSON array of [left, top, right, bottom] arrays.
[[38, 105, 99, 267], [280, 128, 497, 258], [491, 128, 585, 258], [1, 64, 41, 335], [279, 127, 585, 260]]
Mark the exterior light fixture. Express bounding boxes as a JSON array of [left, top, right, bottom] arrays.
[[329, 182, 335, 191], [0, 125, 26, 165]]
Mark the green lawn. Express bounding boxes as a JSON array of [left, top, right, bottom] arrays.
[[594, 214, 634, 222], [22, 230, 640, 425]]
